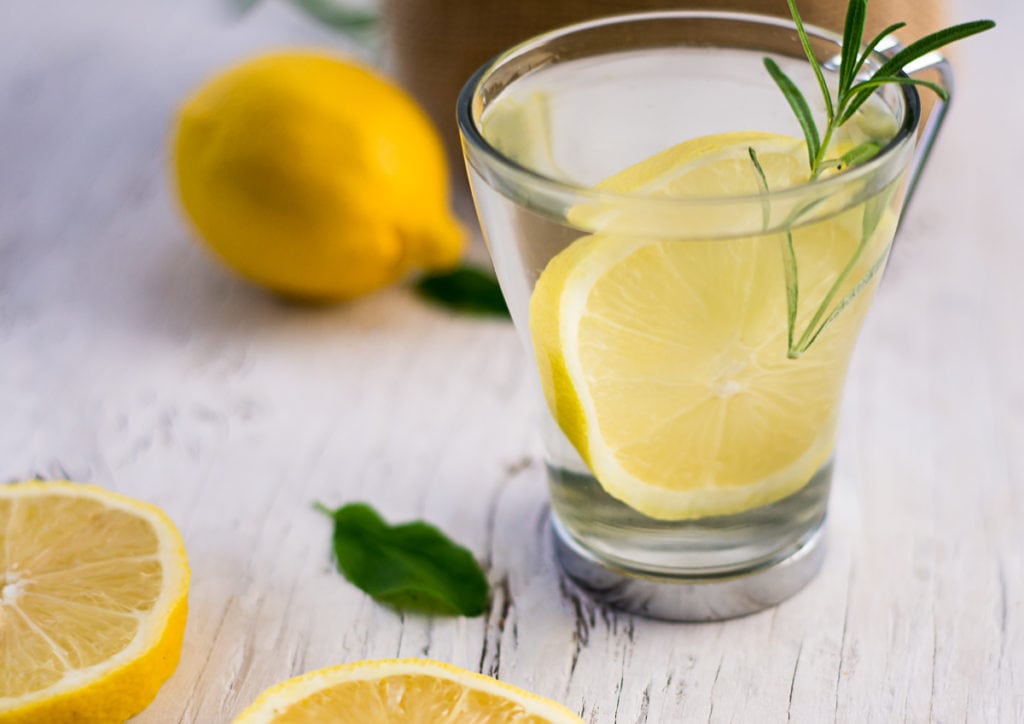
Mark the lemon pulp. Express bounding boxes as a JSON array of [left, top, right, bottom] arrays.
[[0, 481, 189, 723], [232, 658, 582, 723]]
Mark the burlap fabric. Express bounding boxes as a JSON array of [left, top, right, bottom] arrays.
[[381, 0, 946, 174]]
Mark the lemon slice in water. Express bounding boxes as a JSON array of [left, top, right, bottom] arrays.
[[530, 131, 890, 520]]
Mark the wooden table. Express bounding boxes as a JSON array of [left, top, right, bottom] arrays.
[[2, 0, 1020, 720]]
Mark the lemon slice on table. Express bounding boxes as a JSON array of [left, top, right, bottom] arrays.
[[232, 658, 583, 723], [530, 131, 886, 521], [0, 481, 189, 723]]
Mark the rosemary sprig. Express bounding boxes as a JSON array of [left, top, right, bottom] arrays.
[[751, 143, 896, 359], [755, 0, 993, 357], [768, 0, 994, 177], [750, 148, 800, 355]]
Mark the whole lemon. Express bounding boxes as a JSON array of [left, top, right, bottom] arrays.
[[172, 52, 465, 301]]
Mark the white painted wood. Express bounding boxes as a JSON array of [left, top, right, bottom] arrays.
[[1, 1, 1020, 721]]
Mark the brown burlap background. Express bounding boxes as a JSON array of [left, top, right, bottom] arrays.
[[380, 0, 946, 175]]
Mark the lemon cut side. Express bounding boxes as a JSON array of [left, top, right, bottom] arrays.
[[232, 658, 583, 723], [0, 481, 190, 723]]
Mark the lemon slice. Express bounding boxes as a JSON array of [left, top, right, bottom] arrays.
[[592, 130, 809, 197], [0, 481, 190, 723], [530, 131, 889, 520], [567, 129, 867, 238], [232, 658, 583, 723]]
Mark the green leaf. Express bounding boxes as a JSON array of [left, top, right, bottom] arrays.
[[861, 184, 892, 241], [840, 76, 949, 124], [415, 264, 510, 318], [853, 21, 907, 84], [751, 147, 801, 357], [747, 147, 771, 230], [838, 0, 868, 98], [749, 147, 800, 357], [842, 19, 994, 122], [760, 1, 995, 356], [785, 0, 834, 122], [781, 233, 801, 358], [231, 0, 262, 15], [796, 248, 888, 352], [792, 185, 892, 354], [316, 502, 490, 617], [823, 140, 882, 172], [871, 19, 995, 81], [289, 0, 377, 32], [763, 57, 820, 168]]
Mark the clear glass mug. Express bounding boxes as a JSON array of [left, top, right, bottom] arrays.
[[457, 12, 947, 620]]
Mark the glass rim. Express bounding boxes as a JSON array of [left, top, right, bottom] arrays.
[[456, 9, 921, 209]]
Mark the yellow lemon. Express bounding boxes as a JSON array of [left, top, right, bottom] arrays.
[[530, 131, 894, 520], [173, 52, 465, 301], [0, 481, 190, 723], [232, 658, 583, 723]]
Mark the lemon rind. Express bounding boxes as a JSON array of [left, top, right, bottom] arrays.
[[0, 481, 190, 718], [232, 658, 583, 724]]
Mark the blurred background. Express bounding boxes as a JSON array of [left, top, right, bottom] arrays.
[[1, 1, 1019, 721]]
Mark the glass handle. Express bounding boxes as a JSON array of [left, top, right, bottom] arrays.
[[887, 42, 955, 206]]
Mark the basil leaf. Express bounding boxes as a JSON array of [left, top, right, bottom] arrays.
[[415, 264, 510, 318], [316, 502, 489, 617]]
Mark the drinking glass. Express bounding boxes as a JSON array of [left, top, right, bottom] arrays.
[[457, 11, 946, 620]]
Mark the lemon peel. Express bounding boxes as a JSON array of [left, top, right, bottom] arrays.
[[173, 52, 465, 301], [232, 658, 583, 723], [0, 481, 189, 723]]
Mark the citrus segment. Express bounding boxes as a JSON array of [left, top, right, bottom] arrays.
[[232, 658, 583, 723], [530, 131, 893, 519], [0, 481, 189, 723]]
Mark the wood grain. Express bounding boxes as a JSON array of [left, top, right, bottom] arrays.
[[0, 0, 1020, 721]]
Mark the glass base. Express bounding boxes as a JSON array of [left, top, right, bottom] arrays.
[[547, 455, 832, 576], [551, 513, 826, 621]]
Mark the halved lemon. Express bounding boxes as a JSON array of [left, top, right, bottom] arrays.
[[232, 658, 583, 723], [530, 131, 893, 520], [0, 481, 190, 723]]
